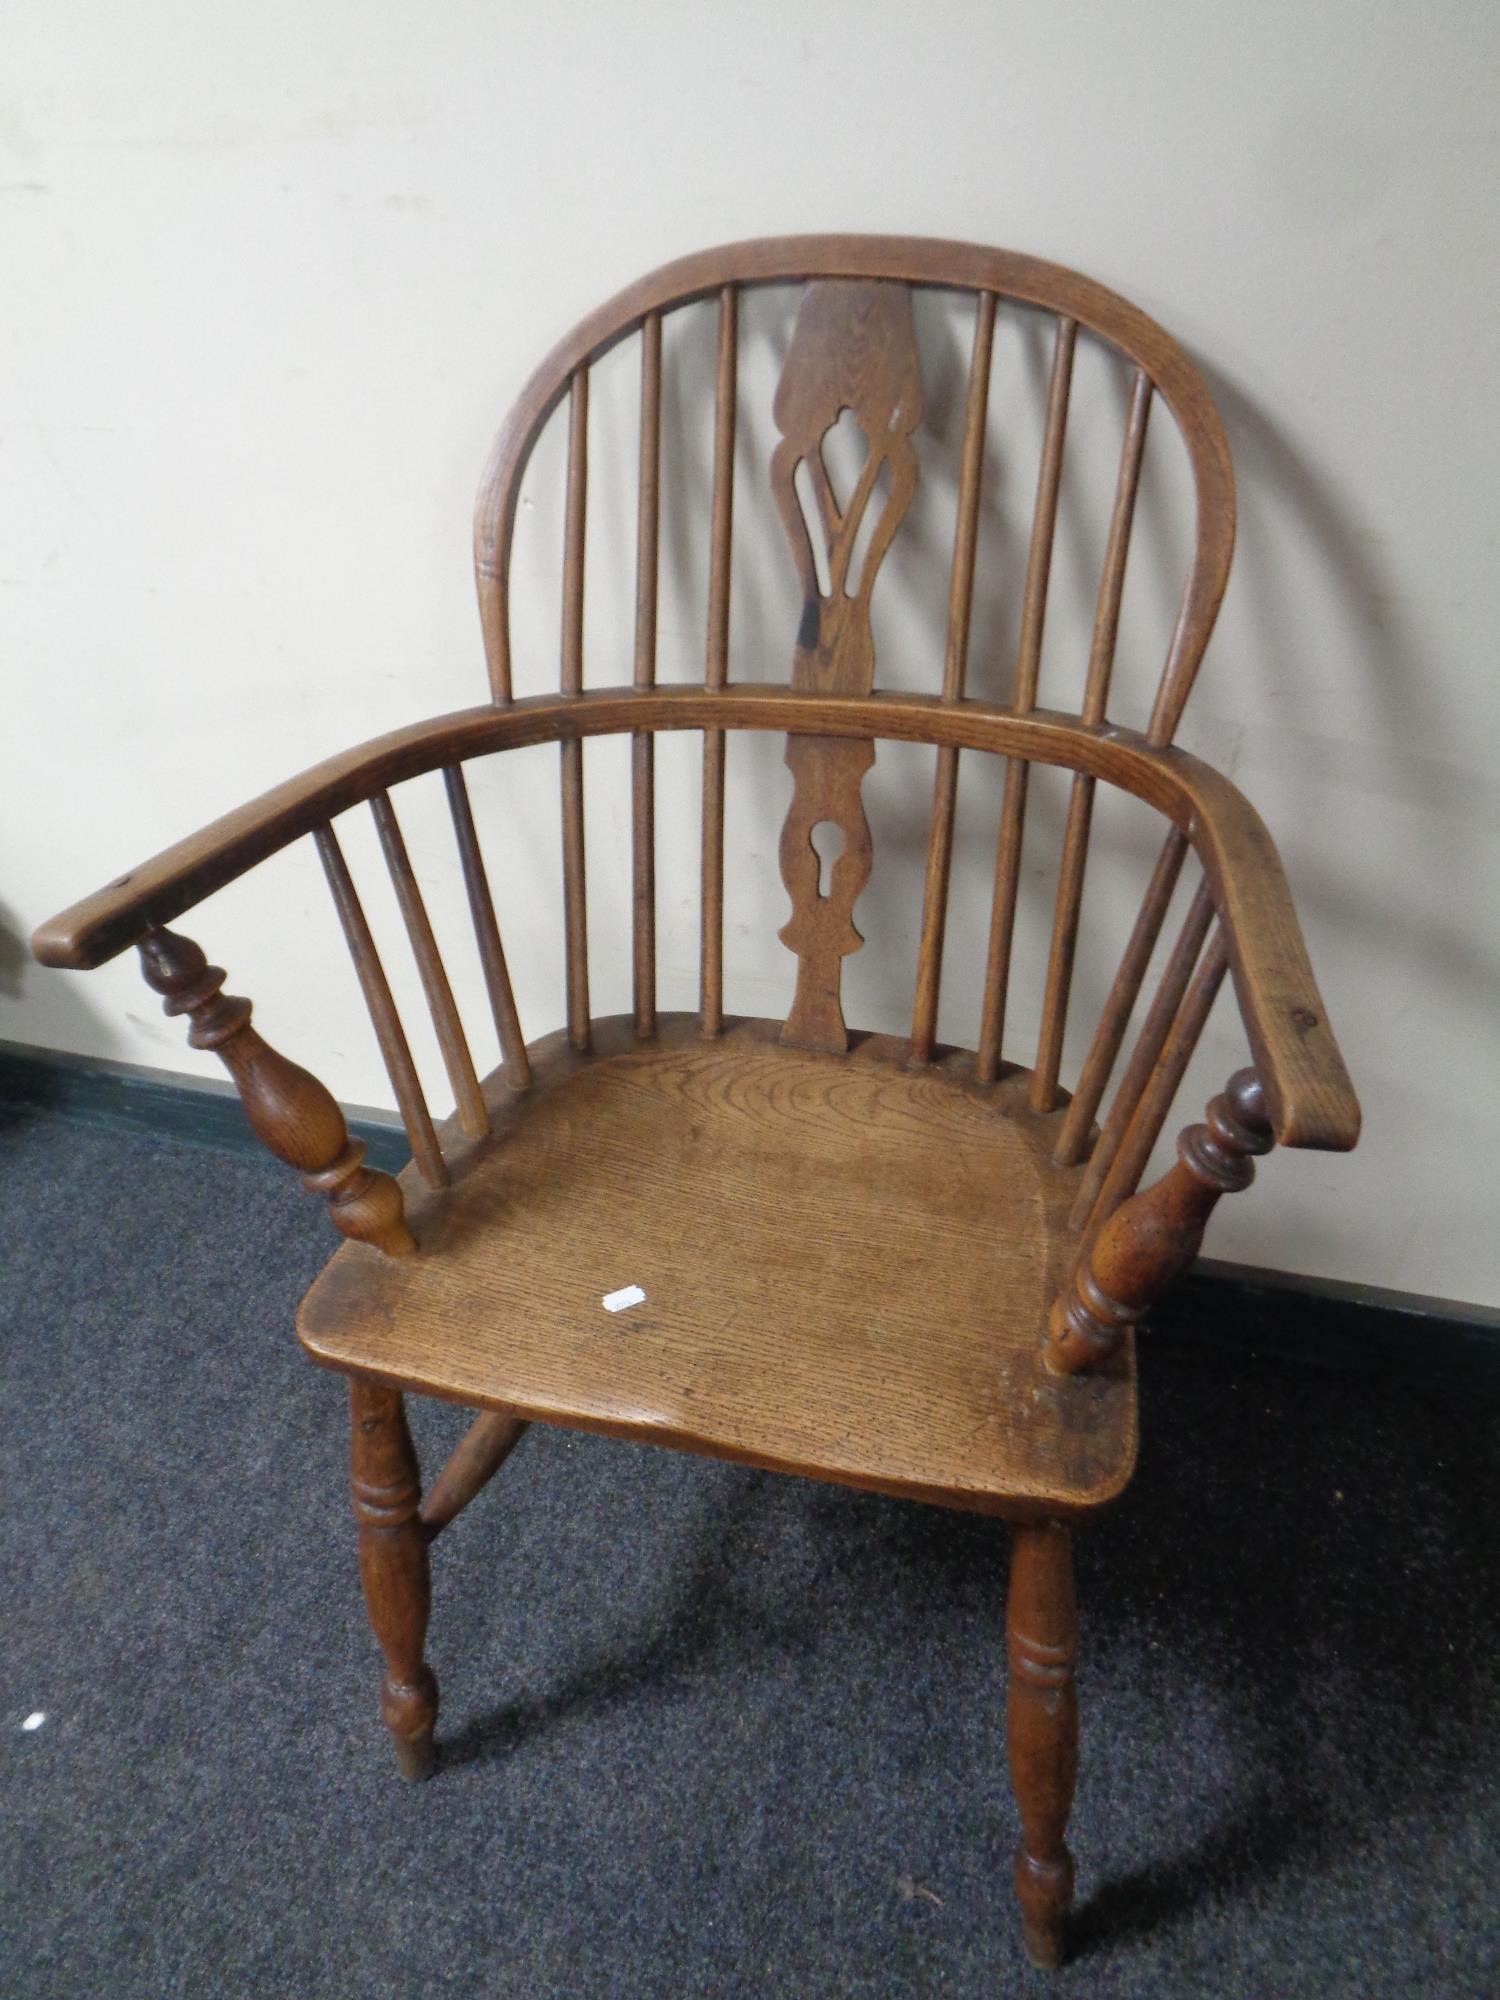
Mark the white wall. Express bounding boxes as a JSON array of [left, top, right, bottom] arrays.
[[4, 2, 1498, 1305]]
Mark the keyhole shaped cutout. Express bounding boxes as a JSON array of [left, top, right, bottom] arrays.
[[810, 819, 845, 899]]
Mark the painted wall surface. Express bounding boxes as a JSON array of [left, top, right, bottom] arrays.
[[4, 3, 1497, 1304]]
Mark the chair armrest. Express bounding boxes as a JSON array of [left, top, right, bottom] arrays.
[[31, 705, 503, 972], [30, 683, 1358, 1156], [1175, 757, 1360, 1153]]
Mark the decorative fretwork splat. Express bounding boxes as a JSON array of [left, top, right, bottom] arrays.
[[772, 281, 924, 1052]]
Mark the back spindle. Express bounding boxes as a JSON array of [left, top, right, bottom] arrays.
[[633, 313, 662, 1039], [1079, 923, 1230, 1243], [911, 290, 996, 1062], [442, 766, 530, 1090], [560, 365, 590, 1051], [1030, 370, 1154, 1113], [1053, 825, 1187, 1166], [370, 790, 490, 1142], [314, 822, 448, 1189], [700, 284, 738, 1037], [1069, 877, 1218, 1233], [976, 315, 1076, 1084]]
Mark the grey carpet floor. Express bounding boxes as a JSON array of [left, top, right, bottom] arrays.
[[2, 1106, 1497, 1998]]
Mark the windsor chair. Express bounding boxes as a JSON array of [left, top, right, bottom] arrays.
[[33, 236, 1359, 1970]]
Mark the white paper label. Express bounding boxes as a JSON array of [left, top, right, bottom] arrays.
[[602, 1284, 646, 1313]]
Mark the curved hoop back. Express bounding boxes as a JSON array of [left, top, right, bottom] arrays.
[[474, 235, 1235, 748]]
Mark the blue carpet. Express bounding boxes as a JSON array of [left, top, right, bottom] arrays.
[[2, 1107, 1496, 1996]]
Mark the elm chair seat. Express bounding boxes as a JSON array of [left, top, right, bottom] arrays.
[[299, 1016, 1135, 1518]]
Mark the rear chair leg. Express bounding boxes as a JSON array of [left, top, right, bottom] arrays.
[[349, 1378, 438, 1780], [1007, 1521, 1078, 1969]]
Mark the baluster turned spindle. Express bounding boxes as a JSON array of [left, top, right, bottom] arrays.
[[701, 285, 737, 1037], [138, 926, 414, 1256], [977, 315, 1076, 1083], [1008, 1521, 1079, 1970], [1048, 1066, 1273, 1375], [349, 1378, 438, 1780], [910, 290, 996, 1063]]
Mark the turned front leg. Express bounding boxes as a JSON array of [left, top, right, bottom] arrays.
[[350, 1379, 439, 1780], [138, 925, 414, 1256], [1049, 1066, 1273, 1374], [1007, 1522, 1078, 1971]]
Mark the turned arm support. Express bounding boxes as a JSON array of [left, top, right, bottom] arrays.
[[1049, 1067, 1273, 1375], [138, 926, 414, 1257]]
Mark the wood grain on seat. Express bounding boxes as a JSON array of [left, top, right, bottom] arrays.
[[298, 1016, 1136, 1520]]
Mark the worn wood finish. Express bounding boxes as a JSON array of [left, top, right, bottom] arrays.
[[314, 822, 448, 1189], [1007, 1522, 1078, 1968], [350, 1378, 438, 1779], [442, 766, 530, 1090], [138, 927, 414, 1256], [1050, 1069, 1274, 1374], [419, 1409, 530, 1540], [772, 281, 924, 1053], [299, 1015, 1135, 1522]]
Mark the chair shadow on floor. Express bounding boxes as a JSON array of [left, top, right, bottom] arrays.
[[435, 1463, 822, 1772], [432, 1334, 1500, 1955], [1066, 1337, 1496, 1956]]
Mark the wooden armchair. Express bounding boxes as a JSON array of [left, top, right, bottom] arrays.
[[33, 237, 1359, 1969]]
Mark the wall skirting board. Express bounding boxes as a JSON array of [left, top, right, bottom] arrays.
[[4, 1037, 1496, 1387]]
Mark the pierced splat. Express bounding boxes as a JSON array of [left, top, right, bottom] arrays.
[[772, 281, 924, 1051]]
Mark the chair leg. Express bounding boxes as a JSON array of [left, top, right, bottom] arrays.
[[1007, 1520, 1078, 1969], [349, 1378, 439, 1781]]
